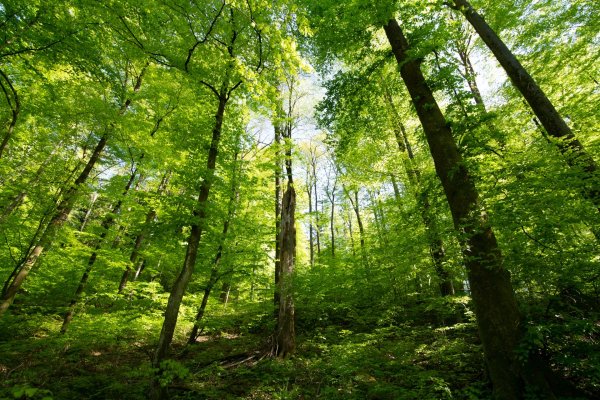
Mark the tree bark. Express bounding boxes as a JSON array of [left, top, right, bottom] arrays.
[[276, 184, 296, 357], [451, 0, 600, 211], [384, 18, 547, 398]]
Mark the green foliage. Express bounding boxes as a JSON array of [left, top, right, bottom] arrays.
[[0, 0, 599, 399]]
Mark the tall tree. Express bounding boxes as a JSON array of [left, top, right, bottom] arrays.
[[383, 17, 556, 398], [448, 0, 600, 212]]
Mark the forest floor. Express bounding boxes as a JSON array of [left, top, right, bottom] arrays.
[[0, 296, 493, 400]]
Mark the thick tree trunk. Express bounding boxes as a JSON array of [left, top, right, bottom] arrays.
[[118, 172, 170, 293], [151, 91, 227, 375], [0, 133, 108, 316], [61, 167, 138, 333], [451, 0, 600, 210], [276, 184, 296, 357], [384, 18, 547, 398], [384, 88, 454, 296]]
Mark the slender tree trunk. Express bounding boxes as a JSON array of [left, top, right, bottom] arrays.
[[1, 213, 50, 297], [384, 18, 558, 399], [451, 0, 600, 210], [346, 209, 356, 257], [188, 270, 217, 344], [151, 89, 228, 374], [307, 182, 314, 266], [457, 47, 485, 109], [313, 163, 321, 256], [330, 191, 335, 257], [61, 167, 138, 333], [0, 133, 108, 316], [345, 187, 368, 271], [79, 192, 99, 232], [273, 124, 282, 315], [118, 171, 170, 293], [220, 282, 231, 304], [390, 175, 402, 204], [0, 69, 20, 159], [384, 88, 454, 296], [133, 259, 146, 281], [188, 152, 240, 343], [348, 190, 365, 253]]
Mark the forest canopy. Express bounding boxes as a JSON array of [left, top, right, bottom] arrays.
[[0, 0, 599, 399]]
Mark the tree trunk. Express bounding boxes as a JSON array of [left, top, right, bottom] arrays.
[[61, 167, 138, 333], [307, 183, 314, 266], [384, 18, 547, 398], [276, 184, 296, 357], [348, 189, 365, 254], [273, 123, 282, 315], [188, 152, 240, 343], [313, 163, 321, 256], [0, 69, 20, 159], [451, 0, 600, 211], [188, 271, 217, 344], [220, 282, 231, 304], [79, 192, 99, 232], [151, 90, 228, 373], [0, 133, 108, 316], [330, 191, 335, 258], [133, 259, 146, 281]]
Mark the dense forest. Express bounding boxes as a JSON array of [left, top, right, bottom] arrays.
[[0, 0, 599, 399]]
